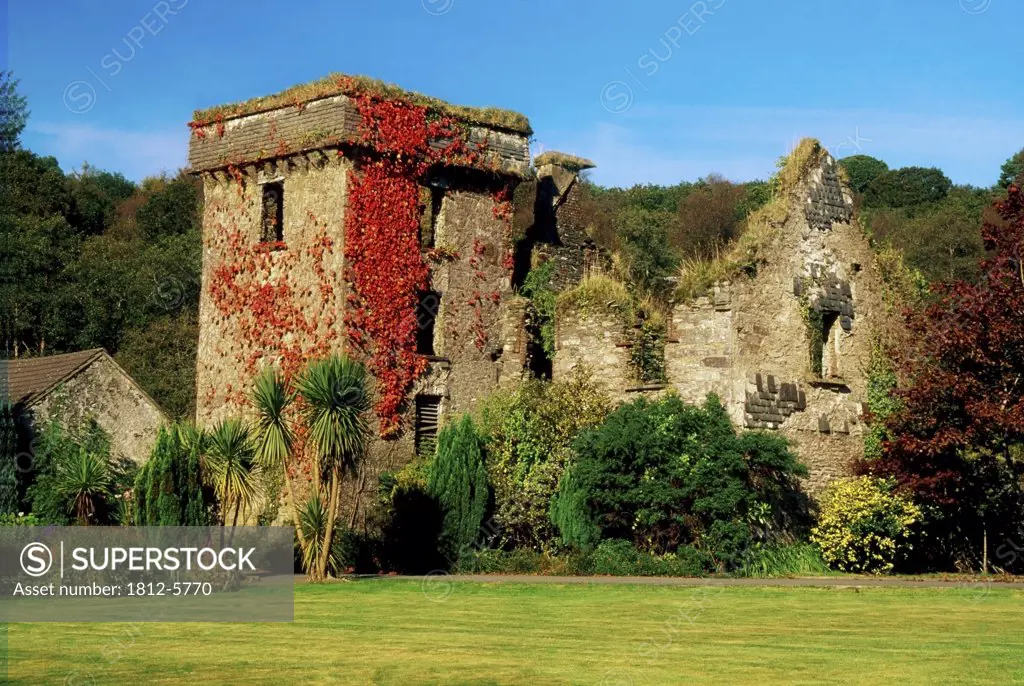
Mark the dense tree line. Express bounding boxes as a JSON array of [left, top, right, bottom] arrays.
[[0, 72, 201, 418], [577, 175, 771, 296]]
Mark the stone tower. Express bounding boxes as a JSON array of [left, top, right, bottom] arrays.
[[188, 75, 533, 482]]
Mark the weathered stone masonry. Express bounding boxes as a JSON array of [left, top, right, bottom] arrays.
[[189, 83, 534, 519], [553, 151, 885, 491], [189, 76, 880, 500]]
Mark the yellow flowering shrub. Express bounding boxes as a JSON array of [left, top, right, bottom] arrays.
[[811, 476, 920, 574]]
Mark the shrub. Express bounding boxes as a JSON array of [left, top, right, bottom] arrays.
[[134, 424, 211, 526], [0, 402, 18, 515], [454, 542, 708, 577], [479, 370, 610, 551], [552, 394, 808, 569], [520, 261, 557, 358], [736, 542, 831, 578], [427, 414, 489, 562], [811, 476, 921, 574], [0, 512, 40, 526], [25, 419, 133, 525], [589, 539, 708, 577]]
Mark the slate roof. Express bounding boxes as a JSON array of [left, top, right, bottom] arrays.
[[2, 349, 106, 407]]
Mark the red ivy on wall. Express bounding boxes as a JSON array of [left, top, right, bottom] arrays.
[[342, 81, 474, 435], [208, 209, 341, 400]]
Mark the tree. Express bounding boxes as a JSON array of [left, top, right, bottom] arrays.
[[135, 173, 202, 239], [839, 155, 889, 195], [869, 190, 987, 284], [295, 355, 371, 581], [864, 167, 953, 210], [250, 368, 304, 549], [672, 176, 747, 258], [56, 448, 112, 525], [68, 164, 136, 236], [479, 369, 610, 551], [998, 148, 1024, 189], [616, 206, 677, 297], [134, 424, 210, 526], [0, 402, 18, 514], [427, 415, 489, 561], [869, 184, 1024, 571], [116, 311, 199, 419], [0, 71, 28, 151]]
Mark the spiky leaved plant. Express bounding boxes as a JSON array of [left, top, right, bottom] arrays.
[[251, 368, 306, 549], [56, 447, 111, 525], [295, 355, 370, 581], [204, 418, 261, 529]]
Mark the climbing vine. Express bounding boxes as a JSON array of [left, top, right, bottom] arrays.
[[202, 75, 512, 438], [342, 80, 478, 435], [207, 206, 342, 406], [629, 320, 667, 384]]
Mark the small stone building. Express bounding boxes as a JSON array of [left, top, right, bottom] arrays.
[[5, 349, 166, 463]]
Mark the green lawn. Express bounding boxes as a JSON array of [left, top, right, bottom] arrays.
[[6, 580, 1024, 685]]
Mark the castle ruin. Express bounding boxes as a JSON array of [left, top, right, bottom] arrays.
[[188, 75, 884, 498]]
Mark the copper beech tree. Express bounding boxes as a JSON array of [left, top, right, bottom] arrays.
[[869, 184, 1024, 570]]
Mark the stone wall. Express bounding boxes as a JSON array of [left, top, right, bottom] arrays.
[[194, 136, 521, 523], [666, 284, 738, 417], [195, 156, 351, 426], [553, 307, 633, 398], [30, 355, 166, 464], [551, 150, 884, 493], [188, 94, 532, 178], [533, 157, 606, 291]]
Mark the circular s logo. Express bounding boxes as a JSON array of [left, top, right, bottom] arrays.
[[21, 542, 53, 577]]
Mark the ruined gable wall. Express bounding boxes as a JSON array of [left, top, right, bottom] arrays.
[[552, 151, 886, 492], [686, 152, 887, 491]]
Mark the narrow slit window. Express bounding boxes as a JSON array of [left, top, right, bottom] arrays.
[[261, 181, 284, 243], [415, 395, 441, 456], [822, 311, 840, 379], [416, 290, 440, 356], [419, 185, 443, 249]]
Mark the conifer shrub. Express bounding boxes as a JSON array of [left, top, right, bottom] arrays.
[[427, 414, 489, 563], [134, 424, 211, 526], [0, 402, 18, 515]]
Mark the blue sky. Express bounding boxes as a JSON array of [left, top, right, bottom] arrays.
[[4, 0, 1023, 187]]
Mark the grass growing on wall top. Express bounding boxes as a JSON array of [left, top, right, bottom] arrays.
[[192, 73, 533, 134], [556, 273, 634, 322], [675, 138, 828, 301]]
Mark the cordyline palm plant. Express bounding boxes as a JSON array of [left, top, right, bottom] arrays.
[[204, 418, 261, 529], [295, 355, 371, 581], [56, 447, 111, 525], [250, 368, 305, 549]]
